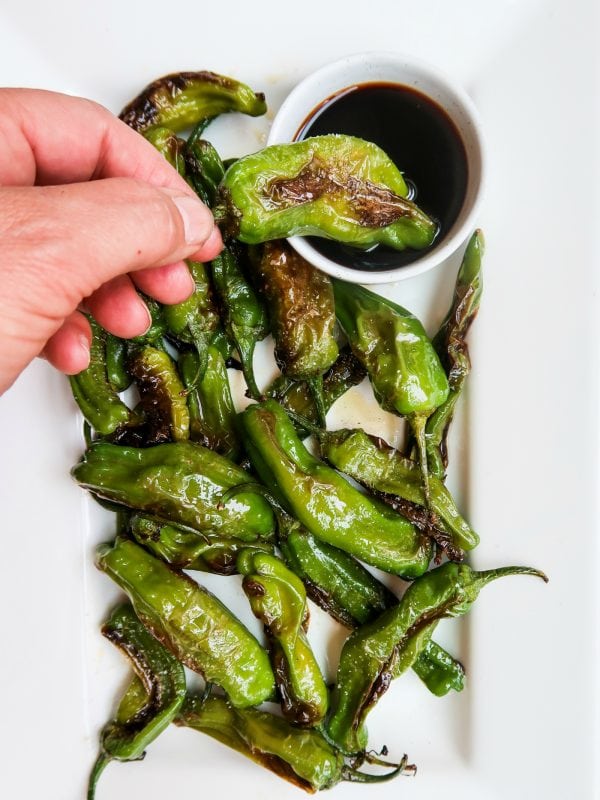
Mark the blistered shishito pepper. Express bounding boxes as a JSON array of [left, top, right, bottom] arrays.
[[69, 318, 136, 436], [175, 694, 411, 791], [333, 279, 449, 506], [196, 344, 240, 459], [277, 515, 463, 697], [240, 400, 432, 577], [128, 345, 190, 443], [120, 71, 267, 134], [87, 603, 186, 800], [210, 245, 269, 400], [96, 538, 275, 707], [317, 427, 478, 554], [425, 229, 484, 479], [144, 126, 187, 176], [185, 135, 226, 207], [237, 549, 329, 727], [177, 350, 222, 451], [104, 333, 131, 393], [130, 296, 167, 346], [72, 441, 275, 541], [253, 240, 339, 424], [215, 134, 437, 250], [268, 346, 366, 438], [327, 562, 547, 754], [129, 514, 272, 575]]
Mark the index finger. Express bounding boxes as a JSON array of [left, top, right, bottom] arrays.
[[0, 88, 195, 191]]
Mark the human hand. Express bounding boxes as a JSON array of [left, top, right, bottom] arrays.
[[0, 88, 223, 394]]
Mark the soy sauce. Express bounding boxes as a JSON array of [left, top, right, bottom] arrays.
[[296, 82, 468, 271]]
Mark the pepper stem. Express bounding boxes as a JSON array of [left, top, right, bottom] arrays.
[[87, 752, 110, 800], [342, 752, 416, 783], [410, 413, 432, 509], [234, 328, 262, 401], [306, 376, 327, 427]]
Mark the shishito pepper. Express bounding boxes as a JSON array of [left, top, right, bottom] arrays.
[[72, 441, 275, 541], [87, 603, 186, 800], [326, 562, 547, 754], [120, 71, 267, 134], [128, 345, 190, 444], [129, 514, 272, 575], [185, 135, 226, 207], [144, 126, 187, 176], [196, 344, 240, 459], [175, 694, 411, 792], [278, 519, 464, 697], [425, 229, 484, 479], [215, 134, 437, 250], [210, 245, 269, 400], [69, 318, 137, 437], [316, 426, 479, 554], [333, 279, 449, 506], [253, 240, 339, 424], [239, 400, 432, 577], [237, 549, 329, 727], [96, 538, 275, 707]]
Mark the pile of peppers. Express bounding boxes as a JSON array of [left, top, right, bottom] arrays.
[[67, 70, 547, 798]]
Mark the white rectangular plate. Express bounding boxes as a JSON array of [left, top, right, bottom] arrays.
[[0, 1, 598, 798]]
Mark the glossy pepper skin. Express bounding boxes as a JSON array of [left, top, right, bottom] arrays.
[[185, 136, 226, 207], [267, 346, 366, 438], [69, 318, 136, 436], [253, 240, 339, 424], [210, 245, 269, 400], [144, 126, 187, 176], [318, 427, 479, 554], [333, 279, 449, 506], [87, 603, 186, 800], [277, 517, 463, 697], [104, 333, 131, 393], [327, 562, 547, 754], [178, 349, 228, 452], [175, 694, 409, 792], [162, 260, 220, 362], [129, 514, 273, 575], [238, 549, 329, 727], [239, 400, 432, 577], [72, 441, 275, 541], [128, 345, 190, 444], [120, 71, 266, 134], [216, 134, 437, 250], [425, 229, 484, 479], [196, 344, 240, 460], [96, 538, 275, 707]]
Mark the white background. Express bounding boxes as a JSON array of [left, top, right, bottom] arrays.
[[0, 1, 598, 798]]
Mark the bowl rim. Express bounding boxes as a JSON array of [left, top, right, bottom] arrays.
[[266, 50, 486, 284]]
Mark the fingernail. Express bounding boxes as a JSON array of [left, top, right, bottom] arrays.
[[78, 334, 91, 369], [172, 194, 214, 247], [141, 303, 153, 335]]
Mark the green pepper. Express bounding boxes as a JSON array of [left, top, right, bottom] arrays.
[[72, 440, 275, 541], [237, 549, 328, 727], [87, 603, 186, 800], [215, 134, 437, 250], [196, 344, 240, 459], [143, 126, 187, 176], [120, 71, 267, 133], [105, 333, 131, 393], [128, 345, 190, 443], [69, 317, 136, 436], [130, 296, 167, 346], [425, 229, 484, 479], [252, 240, 339, 424], [239, 400, 432, 577], [333, 279, 449, 506], [185, 136, 226, 207], [277, 514, 464, 697], [267, 345, 366, 437], [96, 538, 275, 707], [317, 427, 478, 554], [327, 562, 547, 754], [129, 514, 272, 575], [210, 245, 269, 400], [175, 694, 411, 791], [162, 261, 220, 364]]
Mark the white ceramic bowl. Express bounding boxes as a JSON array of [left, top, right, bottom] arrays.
[[267, 52, 485, 284]]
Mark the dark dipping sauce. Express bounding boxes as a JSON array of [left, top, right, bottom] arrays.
[[296, 82, 468, 271]]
